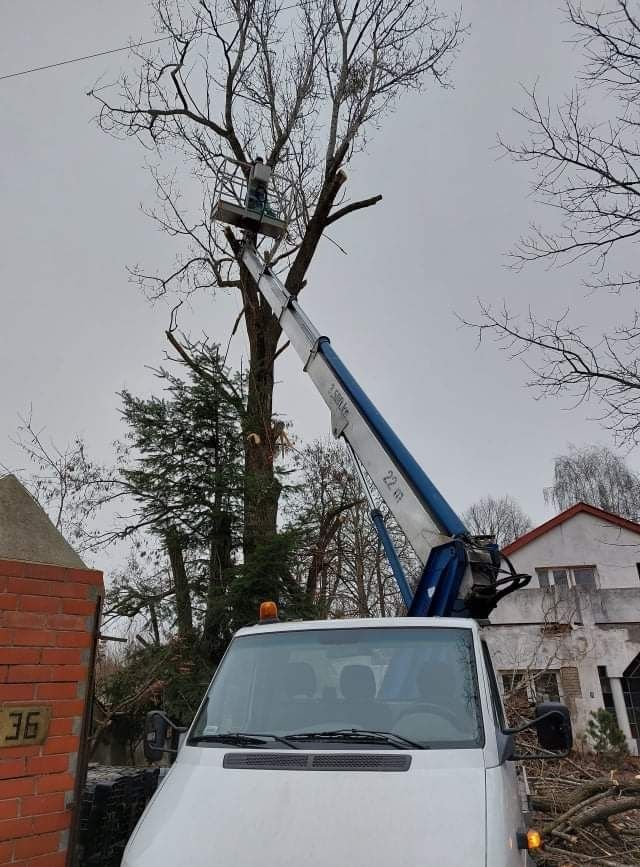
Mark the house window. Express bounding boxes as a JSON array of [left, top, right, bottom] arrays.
[[500, 670, 530, 719], [573, 567, 596, 588], [536, 671, 561, 703], [597, 665, 620, 728], [536, 566, 596, 589], [536, 568, 549, 588], [500, 669, 560, 705], [553, 568, 569, 588], [501, 670, 528, 699], [622, 654, 640, 741]]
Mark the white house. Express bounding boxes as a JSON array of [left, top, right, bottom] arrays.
[[484, 502, 640, 755]]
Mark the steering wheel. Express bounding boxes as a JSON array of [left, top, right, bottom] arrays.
[[395, 702, 462, 729]]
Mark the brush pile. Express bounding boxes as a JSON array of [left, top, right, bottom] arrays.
[[527, 752, 640, 866]]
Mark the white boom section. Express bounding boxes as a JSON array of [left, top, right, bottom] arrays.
[[242, 245, 450, 565]]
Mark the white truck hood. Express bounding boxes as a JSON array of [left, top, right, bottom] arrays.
[[123, 747, 486, 867]]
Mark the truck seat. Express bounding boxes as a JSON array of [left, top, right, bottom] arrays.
[[338, 664, 392, 731], [416, 662, 453, 704], [392, 662, 473, 743], [270, 662, 319, 732], [284, 662, 317, 699]]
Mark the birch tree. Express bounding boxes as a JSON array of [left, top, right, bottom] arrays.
[[545, 444, 640, 520]]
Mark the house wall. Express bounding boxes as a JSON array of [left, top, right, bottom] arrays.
[[510, 512, 640, 589], [0, 558, 102, 866], [486, 585, 640, 754]]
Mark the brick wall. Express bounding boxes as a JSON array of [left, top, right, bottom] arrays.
[[0, 559, 103, 866]]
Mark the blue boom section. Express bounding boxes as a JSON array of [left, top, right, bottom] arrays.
[[409, 542, 468, 617], [370, 509, 413, 609], [318, 339, 468, 539]]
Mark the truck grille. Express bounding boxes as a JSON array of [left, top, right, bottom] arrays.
[[223, 752, 411, 771]]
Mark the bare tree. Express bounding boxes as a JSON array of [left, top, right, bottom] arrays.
[[545, 443, 640, 519], [93, 0, 463, 570], [332, 495, 414, 616], [462, 494, 532, 548], [9, 412, 117, 552], [504, 1, 640, 285], [287, 438, 417, 617], [287, 439, 362, 606], [465, 302, 640, 447], [465, 2, 640, 445]]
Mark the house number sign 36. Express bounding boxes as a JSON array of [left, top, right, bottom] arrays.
[[0, 706, 51, 747]]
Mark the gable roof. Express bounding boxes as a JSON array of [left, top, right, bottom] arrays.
[[503, 501, 640, 556], [0, 474, 86, 568]]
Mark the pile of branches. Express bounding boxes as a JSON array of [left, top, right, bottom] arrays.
[[527, 752, 640, 866]]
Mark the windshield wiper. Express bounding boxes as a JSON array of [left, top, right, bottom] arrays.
[[284, 728, 426, 750], [188, 732, 298, 749]]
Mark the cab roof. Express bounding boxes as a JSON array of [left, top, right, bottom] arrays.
[[236, 616, 479, 638]]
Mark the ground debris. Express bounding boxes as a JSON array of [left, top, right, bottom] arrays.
[[528, 752, 640, 866]]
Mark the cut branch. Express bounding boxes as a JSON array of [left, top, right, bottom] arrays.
[[325, 193, 383, 226]]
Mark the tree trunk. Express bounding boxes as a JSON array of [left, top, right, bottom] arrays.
[[233, 173, 347, 572], [306, 513, 337, 601], [165, 528, 194, 639], [202, 512, 234, 662], [241, 264, 283, 559], [325, 527, 344, 616], [306, 504, 356, 605], [148, 601, 161, 645], [354, 524, 369, 617], [230, 187, 348, 566]]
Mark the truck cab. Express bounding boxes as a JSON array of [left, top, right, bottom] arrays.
[[123, 616, 570, 867]]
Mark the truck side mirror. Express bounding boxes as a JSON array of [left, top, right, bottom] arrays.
[[144, 710, 171, 763], [534, 702, 573, 753]]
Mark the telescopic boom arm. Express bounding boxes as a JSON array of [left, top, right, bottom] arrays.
[[210, 155, 528, 617], [241, 243, 530, 619]]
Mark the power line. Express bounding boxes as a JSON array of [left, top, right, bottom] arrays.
[[0, 4, 301, 84], [0, 37, 170, 82]]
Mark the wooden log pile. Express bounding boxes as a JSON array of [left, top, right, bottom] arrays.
[[527, 753, 640, 866]]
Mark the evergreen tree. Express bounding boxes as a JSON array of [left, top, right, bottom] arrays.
[[112, 343, 310, 656], [113, 344, 245, 661]]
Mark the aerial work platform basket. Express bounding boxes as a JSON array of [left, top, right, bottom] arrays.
[[211, 157, 286, 240]]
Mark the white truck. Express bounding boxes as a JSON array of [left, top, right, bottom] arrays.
[[125, 615, 571, 866], [122, 161, 573, 866]]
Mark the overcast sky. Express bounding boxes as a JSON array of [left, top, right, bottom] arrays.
[[2, 0, 636, 549]]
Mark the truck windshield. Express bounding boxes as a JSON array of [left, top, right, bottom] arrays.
[[190, 627, 484, 749]]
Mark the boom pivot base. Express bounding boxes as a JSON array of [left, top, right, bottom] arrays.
[[409, 540, 531, 620]]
